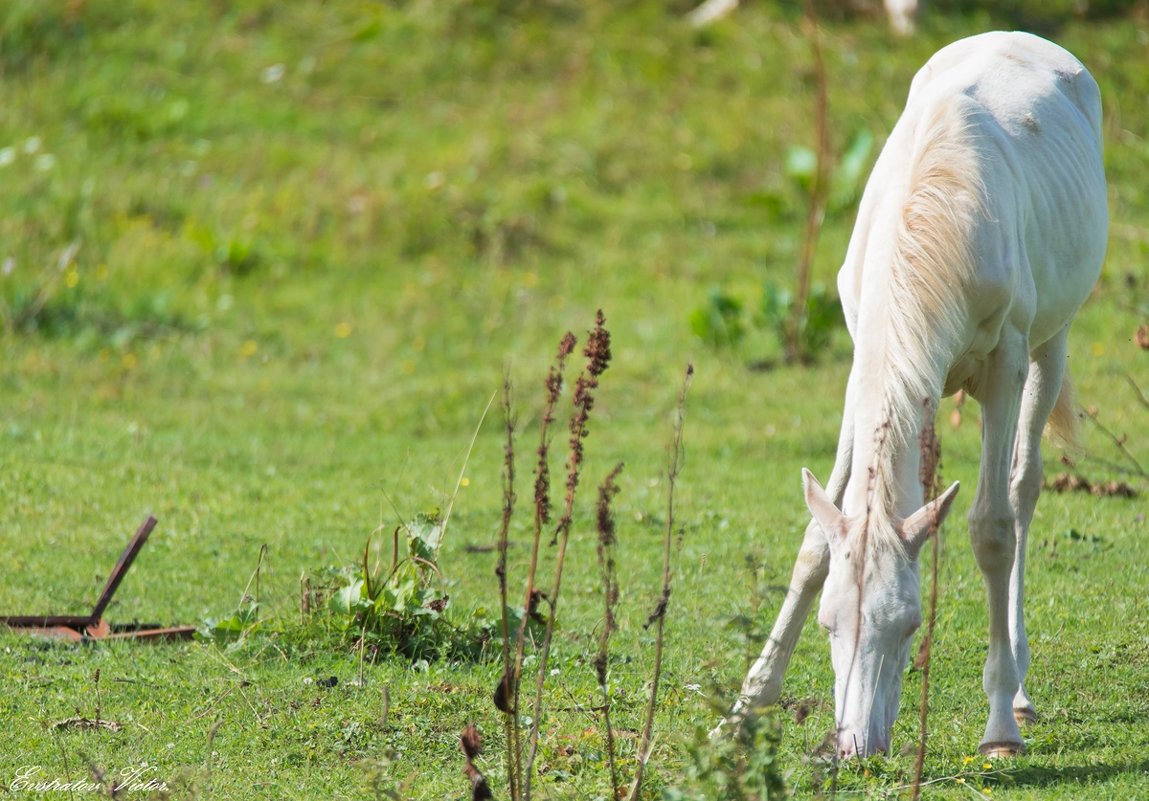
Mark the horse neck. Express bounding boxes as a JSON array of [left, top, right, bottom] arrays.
[[836, 93, 980, 535], [842, 341, 940, 532]]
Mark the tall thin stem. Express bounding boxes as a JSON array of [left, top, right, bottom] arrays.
[[509, 331, 575, 801], [496, 373, 520, 800], [525, 313, 611, 801], [912, 409, 943, 800], [630, 364, 693, 801], [595, 463, 625, 796], [788, 0, 832, 364]]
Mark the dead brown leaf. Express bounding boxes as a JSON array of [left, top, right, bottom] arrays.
[[1047, 472, 1137, 498], [54, 716, 121, 732]]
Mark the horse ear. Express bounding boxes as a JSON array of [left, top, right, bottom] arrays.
[[802, 468, 846, 547], [900, 481, 960, 556]]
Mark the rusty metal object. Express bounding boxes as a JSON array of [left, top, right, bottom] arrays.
[[0, 516, 195, 642], [87, 515, 157, 626]]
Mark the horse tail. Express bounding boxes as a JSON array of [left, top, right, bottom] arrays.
[[1047, 373, 1079, 451]]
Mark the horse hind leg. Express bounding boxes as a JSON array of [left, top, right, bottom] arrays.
[[1008, 330, 1071, 727]]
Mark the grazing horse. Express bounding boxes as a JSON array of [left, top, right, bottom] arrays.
[[722, 32, 1108, 758]]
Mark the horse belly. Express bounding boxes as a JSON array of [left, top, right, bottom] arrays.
[[1021, 154, 1107, 345]]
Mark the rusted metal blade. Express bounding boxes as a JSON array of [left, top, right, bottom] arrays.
[[86, 515, 157, 626], [0, 619, 195, 642], [0, 615, 94, 628]]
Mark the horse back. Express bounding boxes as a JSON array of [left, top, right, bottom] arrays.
[[840, 32, 1107, 359]]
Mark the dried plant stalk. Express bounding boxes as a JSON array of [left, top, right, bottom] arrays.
[[1126, 373, 1149, 411], [1082, 402, 1148, 479], [461, 725, 494, 800], [497, 331, 576, 801], [595, 462, 625, 796], [912, 404, 943, 801], [496, 372, 521, 799], [525, 312, 612, 800], [787, 0, 832, 364], [630, 364, 693, 801]]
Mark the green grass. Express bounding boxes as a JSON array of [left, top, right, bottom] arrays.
[[2, 1, 1148, 798]]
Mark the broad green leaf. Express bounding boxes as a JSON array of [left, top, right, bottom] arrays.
[[407, 511, 444, 563], [330, 578, 366, 614]]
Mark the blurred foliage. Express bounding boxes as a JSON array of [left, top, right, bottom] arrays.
[[664, 710, 788, 801], [690, 288, 747, 348], [785, 128, 874, 213], [690, 281, 843, 361], [2, 0, 1146, 359], [760, 282, 844, 356]]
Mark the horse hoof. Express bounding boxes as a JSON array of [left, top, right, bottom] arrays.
[[978, 741, 1025, 759], [1013, 707, 1038, 726]]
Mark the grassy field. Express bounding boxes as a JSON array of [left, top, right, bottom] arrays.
[[1, 1, 1148, 798]]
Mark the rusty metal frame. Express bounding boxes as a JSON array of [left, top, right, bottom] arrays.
[[0, 516, 196, 642]]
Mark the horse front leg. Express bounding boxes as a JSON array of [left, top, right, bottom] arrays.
[[968, 331, 1028, 757], [717, 518, 830, 733], [715, 375, 857, 737], [1007, 330, 1070, 726]]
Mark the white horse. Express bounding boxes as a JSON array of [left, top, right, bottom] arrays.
[[723, 32, 1108, 758], [884, 0, 918, 36]]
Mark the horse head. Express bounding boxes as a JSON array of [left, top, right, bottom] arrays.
[[803, 469, 959, 757]]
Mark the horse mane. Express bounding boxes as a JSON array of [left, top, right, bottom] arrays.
[[861, 95, 985, 555]]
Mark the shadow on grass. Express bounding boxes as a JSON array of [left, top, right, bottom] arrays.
[[994, 759, 1149, 790]]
